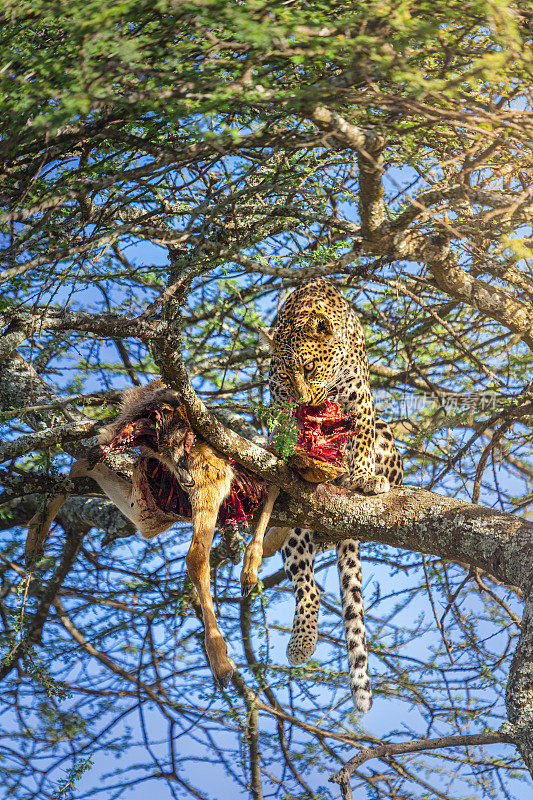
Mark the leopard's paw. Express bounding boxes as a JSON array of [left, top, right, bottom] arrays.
[[352, 474, 390, 495]]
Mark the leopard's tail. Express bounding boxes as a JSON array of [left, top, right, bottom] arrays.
[[337, 539, 372, 713]]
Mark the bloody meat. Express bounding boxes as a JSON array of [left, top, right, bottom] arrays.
[[296, 398, 358, 464], [287, 398, 358, 483]]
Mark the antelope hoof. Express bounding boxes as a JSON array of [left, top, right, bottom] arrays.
[[207, 640, 234, 689], [240, 554, 259, 596], [240, 580, 256, 597], [218, 663, 234, 689]]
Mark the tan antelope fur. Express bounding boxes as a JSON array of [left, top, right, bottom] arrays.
[[27, 381, 277, 688]]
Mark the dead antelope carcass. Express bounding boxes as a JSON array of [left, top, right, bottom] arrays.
[[27, 380, 278, 688]]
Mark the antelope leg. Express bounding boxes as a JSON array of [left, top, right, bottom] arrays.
[[186, 495, 234, 688], [240, 484, 280, 596], [25, 457, 93, 565]]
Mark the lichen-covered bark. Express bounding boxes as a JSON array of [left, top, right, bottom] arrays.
[[0, 352, 87, 439], [1, 307, 164, 342], [429, 255, 533, 351], [274, 483, 533, 592], [0, 420, 99, 464], [505, 592, 533, 774]]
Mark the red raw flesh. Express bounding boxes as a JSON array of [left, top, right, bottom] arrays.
[[222, 462, 265, 526], [97, 418, 159, 462], [143, 457, 264, 526], [144, 458, 192, 518], [296, 398, 357, 464], [95, 398, 353, 527]]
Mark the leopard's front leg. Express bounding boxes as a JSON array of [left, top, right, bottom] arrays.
[[346, 418, 390, 495]]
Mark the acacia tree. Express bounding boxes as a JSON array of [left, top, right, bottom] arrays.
[[0, 1, 532, 797]]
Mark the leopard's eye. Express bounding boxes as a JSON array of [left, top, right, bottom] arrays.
[[278, 372, 289, 382], [303, 360, 315, 375]]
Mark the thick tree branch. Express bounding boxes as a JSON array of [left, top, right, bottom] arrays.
[[375, 232, 533, 349], [331, 731, 514, 786], [308, 106, 384, 152], [423, 238, 533, 350], [505, 591, 533, 775], [1, 308, 164, 342], [277, 484, 533, 592], [0, 420, 99, 464], [307, 105, 386, 243], [357, 147, 385, 242]]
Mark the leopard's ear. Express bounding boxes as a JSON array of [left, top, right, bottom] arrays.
[[304, 312, 333, 340], [259, 326, 277, 351]]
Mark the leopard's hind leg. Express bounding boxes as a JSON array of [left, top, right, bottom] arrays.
[[281, 528, 320, 666]]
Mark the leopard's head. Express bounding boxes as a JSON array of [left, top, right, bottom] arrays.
[[261, 310, 341, 404]]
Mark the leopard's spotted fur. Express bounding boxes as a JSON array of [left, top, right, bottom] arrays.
[[262, 278, 403, 712]]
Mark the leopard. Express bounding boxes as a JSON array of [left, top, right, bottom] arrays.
[[260, 277, 403, 712]]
